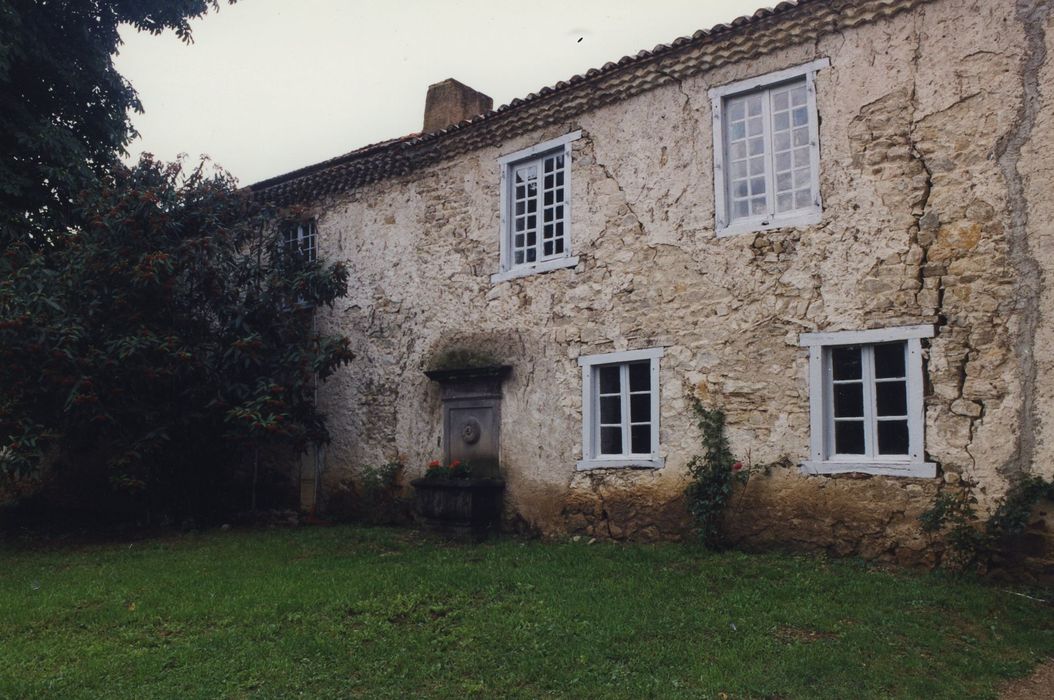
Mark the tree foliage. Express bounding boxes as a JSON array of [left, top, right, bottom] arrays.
[[0, 156, 352, 520], [0, 0, 233, 236]]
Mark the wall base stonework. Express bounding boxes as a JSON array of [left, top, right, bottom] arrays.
[[559, 471, 691, 542], [550, 468, 941, 567], [721, 470, 942, 567]]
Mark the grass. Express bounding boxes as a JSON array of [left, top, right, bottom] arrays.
[[0, 526, 1052, 699]]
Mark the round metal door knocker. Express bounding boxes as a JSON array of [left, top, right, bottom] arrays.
[[460, 418, 481, 445]]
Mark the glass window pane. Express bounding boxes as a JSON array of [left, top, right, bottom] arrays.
[[878, 420, 909, 455], [833, 383, 863, 418], [599, 396, 621, 424], [598, 365, 620, 394], [831, 346, 862, 380], [600, 427, 623, 455], [630, 394, 650, 423], [834, 421, 865, 454], [631, 425, 651, 454], [874, 342, 906, 378], [628, 361, 649, 392], [876, 381, 907, 417]]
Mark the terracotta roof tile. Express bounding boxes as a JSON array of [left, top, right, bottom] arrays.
[[250, 0, 929, 205]]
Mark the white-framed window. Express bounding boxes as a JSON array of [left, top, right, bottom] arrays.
[[280, 220, 317, 262], [577, 347, 664, 471], [709, 58, 829, 237], [799, 324, 935, 478], [492, 131, 582, 283]]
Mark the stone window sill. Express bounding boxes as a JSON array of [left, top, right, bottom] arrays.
[[576, 457, 664, 472], [490, 256, 579, 283], [716, 208, 822, 238], [800, 460, 936, 478]]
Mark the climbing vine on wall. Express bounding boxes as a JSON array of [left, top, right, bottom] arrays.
[[684, 400, 752, 549]]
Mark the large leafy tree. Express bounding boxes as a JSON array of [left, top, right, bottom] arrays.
[[0, 1, 233, 237], [0, 156, 352, 520]]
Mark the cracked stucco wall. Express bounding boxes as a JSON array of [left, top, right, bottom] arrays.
[[304, 0, 1051, 563]]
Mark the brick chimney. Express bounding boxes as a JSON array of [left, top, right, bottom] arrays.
[[422, 79, 493, 133]]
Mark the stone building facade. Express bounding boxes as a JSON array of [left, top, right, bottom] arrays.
[[252, 0, 1054, 564]]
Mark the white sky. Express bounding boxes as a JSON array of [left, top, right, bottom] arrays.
[[115, 0, 764, 186]]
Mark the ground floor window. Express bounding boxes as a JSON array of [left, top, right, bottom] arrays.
[[577, 347, 664, 470], [799, 325, 935, 477]]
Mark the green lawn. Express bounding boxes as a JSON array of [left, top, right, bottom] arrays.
[[0, 526, 1051, 699]]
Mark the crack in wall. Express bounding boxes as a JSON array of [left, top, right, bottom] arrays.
[[585, 136, 645, 235], [994, 0, 1050, 479]]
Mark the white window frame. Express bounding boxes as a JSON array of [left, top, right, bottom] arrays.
[[492, 131, 582, 283], [280, 220, 318, 262], [799, 324, 935, 478], [709, 58, 829, 237], [577, 347, 664, 471]]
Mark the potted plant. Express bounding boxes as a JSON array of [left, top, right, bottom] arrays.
[[411, 459, 504, 537]]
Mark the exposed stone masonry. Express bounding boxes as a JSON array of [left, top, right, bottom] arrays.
[[293, 0, 1051, 566]]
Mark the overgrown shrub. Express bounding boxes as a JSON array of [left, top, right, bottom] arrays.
[[327, 462, 407, 525], [921, 475, 1054, 571]]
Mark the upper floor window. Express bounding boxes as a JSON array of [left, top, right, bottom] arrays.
[[492, 131, 581, 283], [280, 220, 317, 262], [709, 58, 829, 237], [577, 347, 664, 471], [799, 324, 935, 478]]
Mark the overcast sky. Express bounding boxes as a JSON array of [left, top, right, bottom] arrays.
[[114, 0, 764, 186]]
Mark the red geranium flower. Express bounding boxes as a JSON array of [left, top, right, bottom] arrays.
[[732, 461, 743, 471], [427, 460, 441, 469], [451, 460, 462, 468]]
